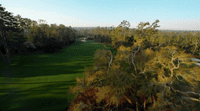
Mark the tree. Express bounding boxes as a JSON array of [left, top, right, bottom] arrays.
[[118, 20, 130, 29], [58, 24, 65, 41], [67, 20, 200, 111], [190, 33, 200, 55], [110, 20, 132, 47], [0, 4, 21, 65]]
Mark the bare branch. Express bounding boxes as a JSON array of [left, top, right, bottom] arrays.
[[131, 44, 141, 74], [107, 50, 113, 72]]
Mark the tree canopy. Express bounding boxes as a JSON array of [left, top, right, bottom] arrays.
[[67, 20, 200, 111]]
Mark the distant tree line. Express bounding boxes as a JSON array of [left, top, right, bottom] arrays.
[[79, 20, 200, 57], [0, 4, 77, 65]]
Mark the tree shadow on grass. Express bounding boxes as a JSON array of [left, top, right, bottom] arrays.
[[1, 51, 95, 78], [0, 39, 105, 110], [0, 39, 103, 78], [0, 62, 87, 78], [0, 80, 77, 111]]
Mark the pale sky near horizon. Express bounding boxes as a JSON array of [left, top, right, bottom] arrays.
[[1, 0, 200, 30]]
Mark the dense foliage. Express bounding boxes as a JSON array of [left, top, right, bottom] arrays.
[[67, 20, 200, 111], [79, 20, 200, 57], [0, 4, 77, 64], [1, 4, 200, 111]]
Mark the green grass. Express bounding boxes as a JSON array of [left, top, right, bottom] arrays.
[[0, 38, 112, 111]]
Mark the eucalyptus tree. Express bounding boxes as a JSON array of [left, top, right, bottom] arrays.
[[110, 20, 132, 47], [118, 20, 130, 29], [67, 20, 200, 111], [189, 32, 200, 55]]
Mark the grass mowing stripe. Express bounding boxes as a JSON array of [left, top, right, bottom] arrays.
[[0, 38, 108, 111]]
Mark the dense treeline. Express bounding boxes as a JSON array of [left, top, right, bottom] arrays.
[[67, 20, 200, 111], [0, 4, 77, 65], [82, 20, 200, 57], [2, 4, 200, 111]]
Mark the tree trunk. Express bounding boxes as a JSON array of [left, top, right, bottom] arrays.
[[0, 49, 7, 63], [192, 43, 198, 56], [2, 31, 11, 65], [0, 20, 12, 65]]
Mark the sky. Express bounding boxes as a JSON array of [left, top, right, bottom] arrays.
[[1, 0, 200, 30]]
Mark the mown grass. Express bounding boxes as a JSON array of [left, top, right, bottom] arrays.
[[0, 38, 114, 111]]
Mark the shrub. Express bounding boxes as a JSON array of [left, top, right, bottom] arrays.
[[23, 41, 37, 52], [23, 41, 36, 49]]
